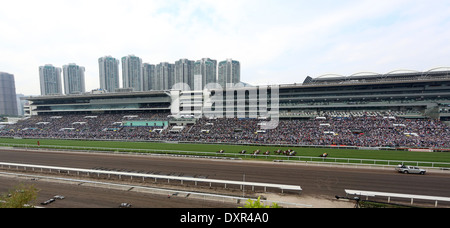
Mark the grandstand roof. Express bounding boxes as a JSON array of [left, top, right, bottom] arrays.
[[304, 67, 450, 85]]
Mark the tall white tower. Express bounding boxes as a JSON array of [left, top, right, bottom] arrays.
[[98, 56, 120, 93], [194, 58, 217, 90], [63, 63, 85, 95], [174, 59, 195, 91], [39, 64, 62, 95], [122, 55, 143, 92], [218, 59, 240, 89]]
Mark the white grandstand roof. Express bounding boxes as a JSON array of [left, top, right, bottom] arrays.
[[309, 67, 450, 83]]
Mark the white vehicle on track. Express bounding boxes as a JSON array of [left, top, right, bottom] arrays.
[[395, 165, 426, 175], [119, 203, 132, 208]]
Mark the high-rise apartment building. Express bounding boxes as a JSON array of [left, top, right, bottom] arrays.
[[218, 59, 240, 89], [142, 63, 156, 91], [39, 64, 63, 95], [0, 72, 18, 116], [63, 63, 86, 95], [122, 55, 143, 92], [98, 56, 120, 93], [155, 62, 174, 91], [174, 59, 195, 91], [194, 58, 217, 90]]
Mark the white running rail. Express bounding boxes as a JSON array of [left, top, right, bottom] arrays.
[[0, 162, 302, 194], [345, 189, 450, 207]]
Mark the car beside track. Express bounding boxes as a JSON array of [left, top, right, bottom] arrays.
[[396, 165, 426, 175]]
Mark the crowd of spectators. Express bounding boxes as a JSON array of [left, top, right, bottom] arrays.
[[182, 114, 450, 148], [0, 113, 170, 141], [1, 111, 450, 148]]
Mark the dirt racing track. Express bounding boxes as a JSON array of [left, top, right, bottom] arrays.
[[1, 148, 450, 208]]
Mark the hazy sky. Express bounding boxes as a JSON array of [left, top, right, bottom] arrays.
[[1, 0, 450, 95]]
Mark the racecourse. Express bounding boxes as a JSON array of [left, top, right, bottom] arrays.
[[2, 137, 450, 207], [1, 138, 450, 166], [1, 146, 450, 208]]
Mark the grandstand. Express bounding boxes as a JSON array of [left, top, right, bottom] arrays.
[[25, 90, 171, 115], [2, 68, 450, 149], [288, 68, 450, 121]]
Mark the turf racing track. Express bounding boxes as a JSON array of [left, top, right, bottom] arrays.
[[1, 147, 450, 208]]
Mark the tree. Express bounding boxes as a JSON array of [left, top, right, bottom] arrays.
[[240, 196, 281, 208], [0, 184, 39, 208]]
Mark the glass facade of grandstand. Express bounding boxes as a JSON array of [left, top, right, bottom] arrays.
[[3, 69, 450, 148]]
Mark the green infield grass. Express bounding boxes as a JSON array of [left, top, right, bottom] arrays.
[[1, 137, 450, 167]]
